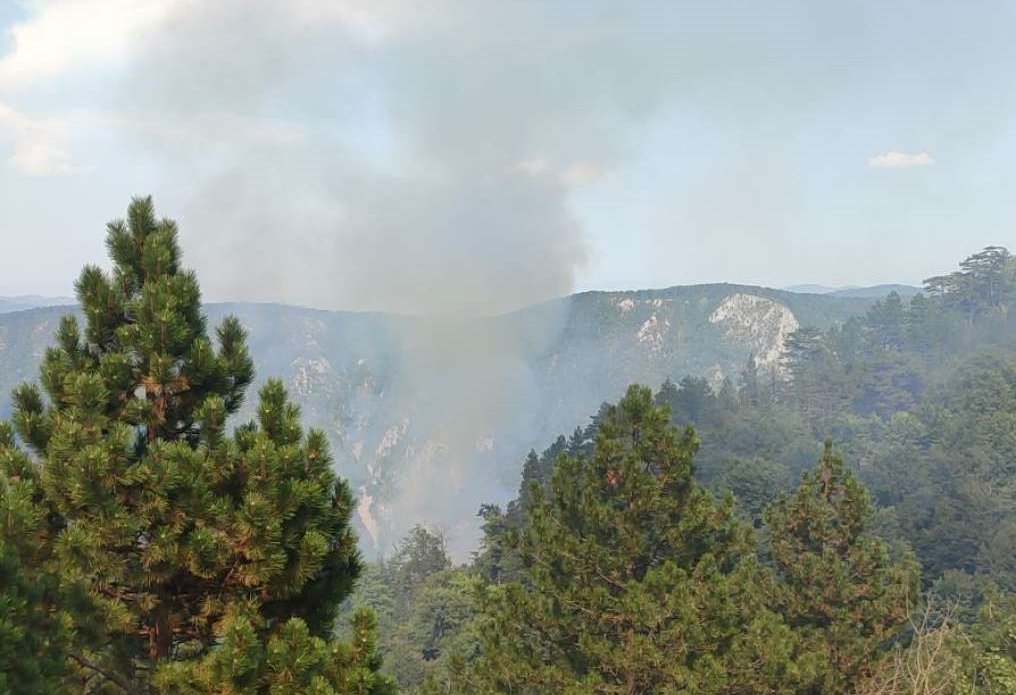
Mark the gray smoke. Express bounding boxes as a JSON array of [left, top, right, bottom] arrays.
[[119, 0, 694, 316], [101, 0, 1016, 555], [120, 0, 994, 314], [109, 0, 700, 554]]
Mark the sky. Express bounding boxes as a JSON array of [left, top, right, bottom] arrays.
[[0, 0, 1013, 315]]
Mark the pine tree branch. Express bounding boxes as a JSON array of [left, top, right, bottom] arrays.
[[68, 652, 140, 695]]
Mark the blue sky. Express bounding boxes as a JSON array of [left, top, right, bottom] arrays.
[[0, 1, 1012, 315]]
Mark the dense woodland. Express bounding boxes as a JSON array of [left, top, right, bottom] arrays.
[[2, 200, 1016, 694], [343, 247, 1016, 694]]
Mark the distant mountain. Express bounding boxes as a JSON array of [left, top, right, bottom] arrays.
[[782, 284, 854, 294], [824, 284, 922, 298], [0, 284, 875, 555], [0, 295, 74, 314], [782, 283, 920, 298]]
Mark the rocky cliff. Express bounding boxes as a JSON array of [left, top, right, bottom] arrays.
[[0, 284, 874, 555]]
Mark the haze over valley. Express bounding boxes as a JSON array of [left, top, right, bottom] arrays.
[[0, 281, 879, 555], [4, 2, 1016, 693]]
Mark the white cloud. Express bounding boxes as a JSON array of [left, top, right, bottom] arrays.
[[0, 0, 404, 92], [0, 102, 74, 175], [868, 151, 936, 169], [0, 0, 175, 91]]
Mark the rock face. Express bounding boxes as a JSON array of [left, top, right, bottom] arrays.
[[290, 357, 333, 396], [637, 314, 671, 355], [709, 293, 800, 374], [0, 285, 872, 557]]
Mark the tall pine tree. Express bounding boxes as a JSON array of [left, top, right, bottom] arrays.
[[766, 442, 918, 695], [451, 385, 803, 694], [0, 197, 392, 694]]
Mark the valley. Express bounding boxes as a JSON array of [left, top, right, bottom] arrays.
[[1, 284, 876, 554]]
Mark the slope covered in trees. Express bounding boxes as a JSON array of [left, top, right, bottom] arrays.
[[337, 246, 1016, 694], [4, 205, 1015, 694], [344, 383, 1015, 693], [0, 272, 877, 554]]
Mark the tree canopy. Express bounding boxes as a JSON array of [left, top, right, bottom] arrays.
[[0, 197, 392, 695]]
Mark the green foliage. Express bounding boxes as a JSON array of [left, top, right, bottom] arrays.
[[451, 385, 805, 694], [675, 247, 1016, 594], [711, 455, 790, 523], [925, 246, 1014, 319], [153, 606, 394, 695], [966, 590, 1016, 692], [387, 525, 451, 610], [0, 423, 71, 695], [439, 390, 925, 694], [431, 247, 1016, 694], [391, 568, 479, 693], [766, 442, 919, 694], [336, 563, 397, 652], [337, 525, 471, 694], [0, 198, 388, 694], [860, 594, 1016, 695], [2, 215, 1013, 694]]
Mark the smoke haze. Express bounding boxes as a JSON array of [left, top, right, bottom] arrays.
[[6, 0, 1016, 554], [109, 2, 700, 552]]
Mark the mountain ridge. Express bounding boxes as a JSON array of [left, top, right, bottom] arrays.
[[780, 283, 921, 298], [0, 282, 881, 554]]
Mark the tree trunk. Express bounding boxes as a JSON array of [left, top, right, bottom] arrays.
[[148, 602, 172, 660]]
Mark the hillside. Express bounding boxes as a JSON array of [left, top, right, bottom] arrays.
[[0, 285, 875, 553]]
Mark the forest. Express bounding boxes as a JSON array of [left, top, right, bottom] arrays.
[[2, 199, 1016, 694]]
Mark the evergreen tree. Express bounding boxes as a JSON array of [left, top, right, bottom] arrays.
[[452, 385, 803, 694], [472, 503, 515, 583], [766, 442, 918, 695], [911, 355, 1016, 590], [386, 525, 450, 615], [924, 246, 1013, 321], [336, 562, 397, 666], [712, 455, 789, 525], [865, 292, 907, 352], [656, 375, 714, 427], [391, 568, 479, 693], [1, 197, 391, 694], [782, 327, 849, 428], [860, 592, 1016, 694], [0, 423, 71, 695]]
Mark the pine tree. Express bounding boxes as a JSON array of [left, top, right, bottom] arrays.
[[1, 197, 391, 694], [924, 246, 1013, 321], [781, 328, 850, 429], [0, 423, 71, 695], [386, 525, 450, 615], [865, 292, 907, 352], [451, 385, 803, 694], [766, 442, 918, 695], [390, 568, 479, 693]]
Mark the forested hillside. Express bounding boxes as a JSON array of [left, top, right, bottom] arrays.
[[341, 246, 1016, 694], [3, 199, 1015, 694], [0, 279, 873, 554], [5, 0, 1016, 690]]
